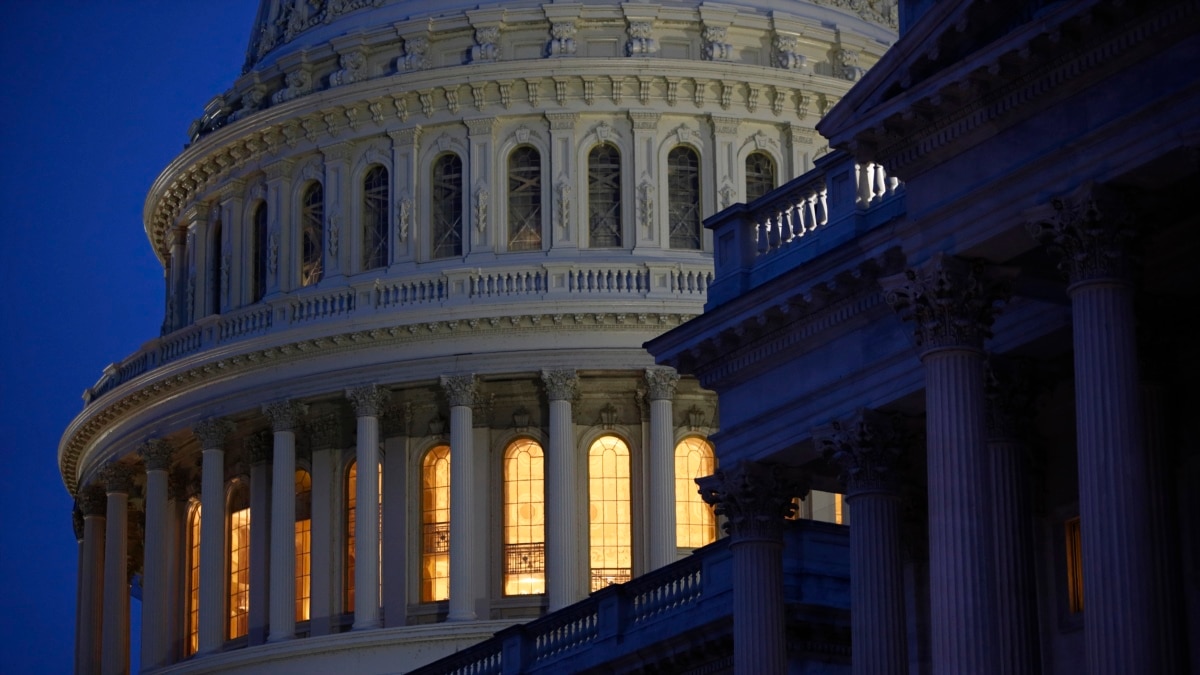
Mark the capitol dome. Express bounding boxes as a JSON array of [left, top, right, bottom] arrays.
[[62, 0, 895, 672]]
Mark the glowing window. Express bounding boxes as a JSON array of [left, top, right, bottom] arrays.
[[300, 182, 324, 287], [507, 147, 542, 251], [588, 144, 622, 248], [345, 460, 382, 614], [295, 470, 312, 622], [251, 203, 268, 302], [186, 502, 201, 656], [228, 483, 251, 640], [674, 438, 716, 548], [745, 151, 776, 202], [588, 435, 632, 591], [421, 445, 451, 602], [1065, 517, 1083, 613], [362, 166, 389, 270], [503, 439, 545, 595], [431, 155, 463, 259], [808, 490, 847, 525], [209, 221, 223, 316], [667, 147, 702, 250]]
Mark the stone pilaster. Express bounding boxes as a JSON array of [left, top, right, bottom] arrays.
[[815, 410, 908, 675], [245, 431, 272, 645], [883, 253, 1008, 675], [541, 369, 580, 610], [441, 374, 478, 620], [139, 439, 175, 670], [306, 414, 342, 636], [644, 367, 679, 571], [697, 460, 807, 675], [263, 400, 307, 642], [77, 485, 107, 675], [194, 417, 234, 654], [347, 386, 389, 630], [100, 463, 133, 675], [1027, 184, 1160, 674]]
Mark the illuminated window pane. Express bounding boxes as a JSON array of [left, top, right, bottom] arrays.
[[674, 438, 716, 548], [745, 151, 776, 202], [228, 484, 251, 639], [503, 439, 545, 595], [588, 435, 631, 591], [300, 182, 324, 287], [808, 490, 848, 525], [295, 470, 312, 622], [588, 144, 622, 248], [345, 460, 382, 614], [431, 155, 463, 259], [362, 166, 389, 270], [507, 147, 542, 251], [1065, 517, 1083, 613], [186, 503, 201, 656], [667, 146, 701, 250], [421, 445, 451, 602]]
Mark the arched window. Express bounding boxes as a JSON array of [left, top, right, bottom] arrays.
[[209, 220, 223, 315], [362, 166, 390, 270], [431, 155, 463, 259], [745, 151, 776, 203], [421, 445, 451, 602], [668, 146, 702, 249], [228, 482, 251, 640], [344, 459, 382, 613], [503, 439, 545, 595], [588, 144, 622, 248], [251, 202, 268, 302], [507, 147, 542, 251], [295, 469, 312, 622], [674, 438, 716, 548], [185, 502, 201, 656], [300, 182, 324, 287], [588, 435, 631, 591]]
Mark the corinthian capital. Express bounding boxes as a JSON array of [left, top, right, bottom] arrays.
[[194, 417, 235, 450], [139, 439, 176, 472], [697, 460, 808, 541], [244, 430, 273, 465], [881, 253, 1010, 352], [814, 409, 907, 495], [78, 485, 108, 517], [440, 374, 477, 408], [1026, 182, 1139, 285], [643, 367, 679, 401], [262, 400, 308, 432], [347, 385, 390, 418], [541, 369, 579, 401], [100, 462, 135, 494]]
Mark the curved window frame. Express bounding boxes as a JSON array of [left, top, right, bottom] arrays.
[[227, 481, 251, 641], [420, 445, 452, 602], [362, 165, 390, 271], [667, 146, 702, 250], [430, 154, 464, 260], [299, 182, 324, 287], [745, 151, 777, 203], [295, 469, 313, 623], [587, 144, 623, 248], [674, 437, 717, 549], [502, 438, 546, 596], [588, 434, 632, 591], [185, 500, 201, 656], [507, 146, 543, 252]]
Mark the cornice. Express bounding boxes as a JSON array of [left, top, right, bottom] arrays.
[[59, 310, 695, 495]]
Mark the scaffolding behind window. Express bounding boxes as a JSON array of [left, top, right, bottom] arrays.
[[295, 469, 312, 622], [300, 182, 324, 287], [431, 155, 463, 259], [186, 502, 201, 656], [507, 147, 542, 251], [674, 437, 716, 548], [668, 146, 702, 249], [745, 151, 777, 203], [362, 166, 389, 270], [588, 144, 622, 248]]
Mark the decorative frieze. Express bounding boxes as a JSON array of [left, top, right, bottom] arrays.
[[472, 27, 501, 63], [1025, 182, 1139, 284], [697, 460, 808, 540], [882, 253, 1010, 352], [702, 26, 732, 61], [548, 22, 577, 56], [193, 417, 235, 450], [400, 37, 429, 72], [627, 21, 658, 56], [272, 68, 313, 106], [306, 413, 347, 451], [774, 35, 806, 70], [814, 408, 907, 494], [262, 400, 308, 432], [440, 374, 477, 408], [139, 439, 175, 472], [329, 50, 368, 87]]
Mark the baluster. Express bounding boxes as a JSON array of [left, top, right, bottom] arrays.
[[755, 220, 768, 255]]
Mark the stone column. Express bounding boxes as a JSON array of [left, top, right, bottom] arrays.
[[77, 486, 106, 675], [644, 367, 679, 571], [263, 400, 307, 642], [245, 432, 273, 645], [382, 405, 413, 627], [73, 509, 84, 673], [195, 417, 234, 654], [100, 463, 133, 675], [1027, 185, 1161, 674], [815, 410, 909, 675], [983, 359, 1042, 675], [165, 473, 187, 664], [441, 374, 478, 621], [347, 385, 389, 630], [883, 253, 1007, 675], [307, 413, 345, 637], [139, 439, 175, 670], [541, 370, 580, 610], [698, 460, 806, 675]]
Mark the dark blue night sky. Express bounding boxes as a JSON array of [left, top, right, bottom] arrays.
[[0, 4, 258, 672]]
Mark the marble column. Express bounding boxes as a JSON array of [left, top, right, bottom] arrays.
[[73, 509, 84, 674], [77, 486, 106, 675], [195, 417, 234, 654], [983, 359, 1042, 675], [542, 370, 580, 610], [441, 374, 477, 621], [245, 432, 273, 646], [165, 473, 187, 663], [815, 409, 908, 675], [263, 400, 307, 642], [382, 405, 413, 627], [347, 385, 389, 630], [139, 439, 175, 670], [100, 463, 133, 675], [698, 460, 806, 675], [644, 367, 679, 571], [883, 252, 1007, 675], [307, 414, 345, 637], [1028, 185, 1161, 674]]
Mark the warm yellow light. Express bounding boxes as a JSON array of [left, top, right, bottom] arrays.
[[295, 470, 312, 623], [504, 439, 545, 595], [588, 435, 632, 591], [674, 437, 716, 549], [421, 445, 451, 602], [186, 504, 201, 656], [228, 505, 251, 639]]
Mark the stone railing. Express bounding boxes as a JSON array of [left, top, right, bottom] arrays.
[[83, 260, 713, 404], [706, 151, 904, 307]]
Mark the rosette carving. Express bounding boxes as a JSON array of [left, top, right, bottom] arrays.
[[697, 460, 808, 541]]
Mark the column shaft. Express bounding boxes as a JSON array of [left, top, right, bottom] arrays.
[[382, 436, 410, 626], [647, 397, 676, 571], [269, 429, 297, 641], [546, 397, 579, 610], [308, 447, 334, 636], [141, 467, 169, 669], [354, 413, 382, 629], [988, 437, 1040, 675], [101, 488, 129, 675], [448, 401, 476, 620], [198, 447, 226, 653], [848, 491, 907, 674], [247, 458, 271, 645], [78, 509, 105, 675], [732, 537, 786, 675]]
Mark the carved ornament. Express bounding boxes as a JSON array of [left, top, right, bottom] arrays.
[[644, 368, 679, 401], [440, 374, 477, 408], [193, 417, 235, 450], [814, 408, 907, 495], [697, 460, 808, 541], [139, 438, 175, 472], [262, 400, 308, 432], [881, 253, 1010, 353], [541, 369, 579, 401], [347, 384, 390, 417], [1025, 182, 1139, 285]]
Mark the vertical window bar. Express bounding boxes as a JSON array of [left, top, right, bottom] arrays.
[[588, 145, 622, 248], [745, 151, 777, 203], [507, 147, 543, 251], [667, 147, 702, 249], [362, 166, 390, 270], [431, 156, 463, 259], [300, 183, 324, 287]]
